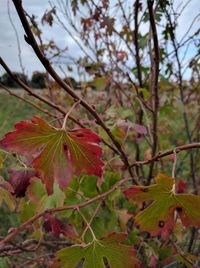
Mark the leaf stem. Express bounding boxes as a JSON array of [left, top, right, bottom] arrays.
[[81, 202, 102, 240], [77, 207, 97, 242], [172, 149, 177, 179], [62, 100, 81, 130]]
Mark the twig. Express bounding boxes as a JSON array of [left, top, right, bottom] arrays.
[[77, 207, 97, 241], [133, 0, 145, 178], [134, 0, 143, 88], [187, 227, 196, 253], [135, 96, 153, 144], [81, 202, 102, 240], [7, 0, 25, 76], [131, 143, 200, 167], [62, 100, 80, 130], [172, 149, 177, 179], [170, 239, 195, 266], [147, 0, 160, 183]]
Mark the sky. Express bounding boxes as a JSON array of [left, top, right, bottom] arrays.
[[0, 0, 199, 78]]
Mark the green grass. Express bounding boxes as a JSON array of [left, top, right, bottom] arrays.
[[0, 93, 42, 137]]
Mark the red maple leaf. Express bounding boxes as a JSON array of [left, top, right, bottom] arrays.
[[0, 116, 104, 194], [43, 214, 77, 239], [8, 168, 36, 197]]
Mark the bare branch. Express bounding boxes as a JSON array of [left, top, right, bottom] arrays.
[[147, 0, 160, 183], [131, 143, 200, 167]]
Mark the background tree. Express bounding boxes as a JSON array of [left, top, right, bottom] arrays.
[[0, 72, 27, 88], [31, 71, 46, 88]]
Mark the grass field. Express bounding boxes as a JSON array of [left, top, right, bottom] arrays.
[[0, 93, 42, 137]]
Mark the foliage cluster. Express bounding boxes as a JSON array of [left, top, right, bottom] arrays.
[[0, 72, 47, 89]]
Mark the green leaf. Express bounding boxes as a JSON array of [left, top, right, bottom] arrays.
[[124, 174, 200, 239], [26, 177, 65, 212], [56, 233, 140, 268], [79, 175, 98, 198], [0, 176, 16, 211], [91, 77, 108, 91], [19, 199, 36, 223], [111, 126, 125, 145], [101, 172, 120, 192], [0, 150, 5, 169]]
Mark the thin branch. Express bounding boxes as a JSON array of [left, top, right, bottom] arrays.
[[81, 202, 102, 240], [172, 149, 177, 179], [147, 0, 160, 183], [51, 6, 95, 63], [187, 227, 196, 253], [7, 0, 25, 76], [178, 13, 200, 45], [131, 143, 200, 167], [134, 0, 143, 87], [170, 239, 195, 266], [77, 207, 97, 241], [133, 0, 145, 178], [136, 96, 153, 142], [62, 100, 81, 130]]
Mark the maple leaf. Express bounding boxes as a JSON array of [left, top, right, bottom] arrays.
[[116, 119, 147, 136], [81, 17, 92, 31], [18, 177, 65, 223], [71, 0, 78, 16], [0, 116, 104, 194], [0, 176, 16, 211], [8, 168, 36, 197], [43, 214, 77, 239], [92, 8, 101, 21], [117, 209, 132, 231], [0, 150, 4, 169], [176, 179, 187, 193], [41, 7, 56, 27], [100, 16, 115, 35], [55, 233, 140, 268], [116, 51, 128, 61], [26, 177, 65, 212], [123, 174, 200, 239]]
